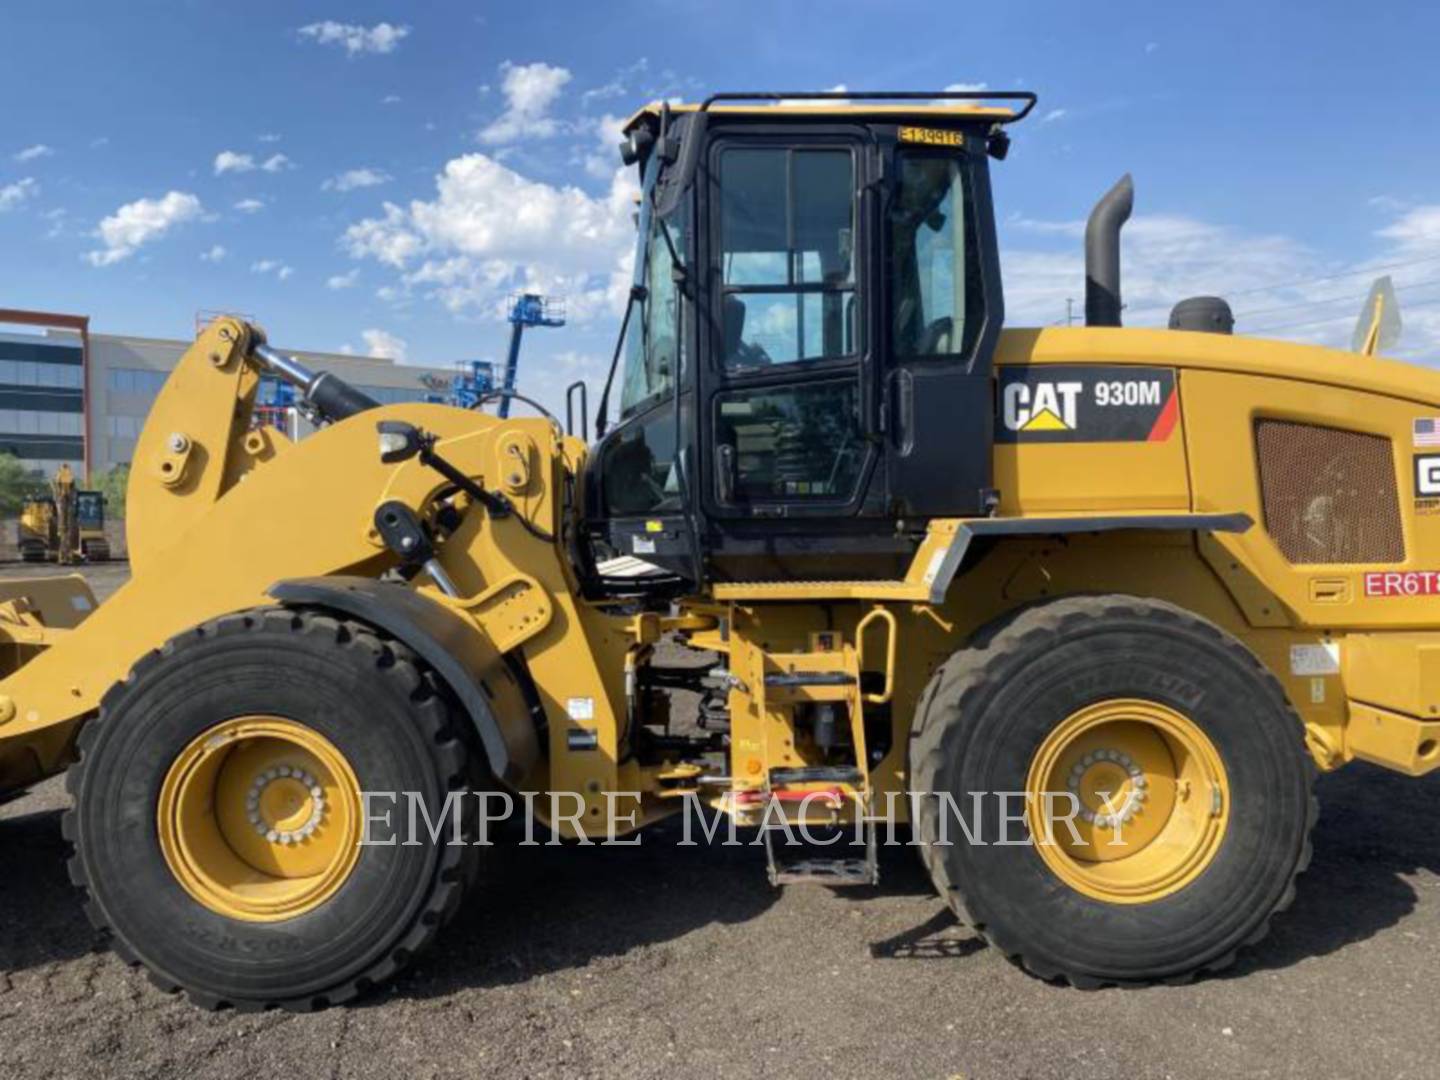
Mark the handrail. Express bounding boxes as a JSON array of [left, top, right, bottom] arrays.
[[856, 607, 898, 706]]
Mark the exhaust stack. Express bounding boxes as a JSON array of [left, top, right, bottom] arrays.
[[1084, 174, 1134, 327]]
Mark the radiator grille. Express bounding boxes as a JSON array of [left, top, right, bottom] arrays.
[[1255, 420, 1403, 565]]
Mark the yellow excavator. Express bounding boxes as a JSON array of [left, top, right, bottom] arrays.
[[0, 90, 1437, 1010], [15, 468, 109, 564]]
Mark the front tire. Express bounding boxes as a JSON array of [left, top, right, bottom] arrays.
[[65, 608, 479, 1010], [909, 595, 1315, 986]]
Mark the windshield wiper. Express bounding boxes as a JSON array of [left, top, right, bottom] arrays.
[[593, 283, 645, 439]]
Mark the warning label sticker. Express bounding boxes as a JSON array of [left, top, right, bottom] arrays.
[[996, 365, 1178, 444]]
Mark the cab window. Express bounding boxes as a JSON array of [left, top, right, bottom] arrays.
[[619, 205, 687, 416], [600, 409, 682, 515], [719, 148, 856, 370], [888, 152, 983, 358], [715, 381, 863, 503]]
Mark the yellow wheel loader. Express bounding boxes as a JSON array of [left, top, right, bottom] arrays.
[[75, 490, 110, 562], [2, 90, 1438, 1009], [16, 494, 55, 562]]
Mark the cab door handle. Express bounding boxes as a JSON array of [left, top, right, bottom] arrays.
[[893, 369, 915, 455], [716, 443, 736, 504]]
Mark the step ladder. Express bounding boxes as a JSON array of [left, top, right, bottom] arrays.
[[754, 617, 894, 890], [760, 769, 879, 886]]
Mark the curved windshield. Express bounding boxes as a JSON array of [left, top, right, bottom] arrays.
[[618, 156, 687, 416], [619, 210, 686, 415]]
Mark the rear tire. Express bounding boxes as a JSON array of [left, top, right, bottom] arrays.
[[909, 594, 1315, 986], [64, 608, 480, 1010]]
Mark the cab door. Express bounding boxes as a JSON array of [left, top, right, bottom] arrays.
[[700, 128, 881, 520], [880, 133, 1002, 517]]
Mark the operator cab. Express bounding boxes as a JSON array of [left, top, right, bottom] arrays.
[[584, 91, 1035, 588]]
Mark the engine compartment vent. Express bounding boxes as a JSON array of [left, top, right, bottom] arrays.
[[1255, 420, 1403, 565]]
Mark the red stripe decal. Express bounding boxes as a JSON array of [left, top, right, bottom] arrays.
[[1147, 388, 1179, 442]]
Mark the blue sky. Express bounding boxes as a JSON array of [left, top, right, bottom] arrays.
[[3, 1, 1440, 411]]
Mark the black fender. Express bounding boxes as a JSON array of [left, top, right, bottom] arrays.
[[269, 576, 539, 784], [930, 512, 1255, 602]]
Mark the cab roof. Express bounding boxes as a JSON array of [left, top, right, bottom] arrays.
[[622, 97, 1029, 133]]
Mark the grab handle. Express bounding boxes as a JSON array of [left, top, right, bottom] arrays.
[[856, 607, 897, 705]]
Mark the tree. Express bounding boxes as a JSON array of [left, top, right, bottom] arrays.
[[93, 463, 130, 520], [0, 453, 42, 516]]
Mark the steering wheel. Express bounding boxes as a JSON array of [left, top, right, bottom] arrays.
[[730, 339, 774, 369], [916, 316, 954, 355]]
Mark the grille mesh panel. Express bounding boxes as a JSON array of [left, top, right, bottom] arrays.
[[1255, 420, 1403, 565]]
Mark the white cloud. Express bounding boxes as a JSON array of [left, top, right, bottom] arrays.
[[361, 328, 407, 361], [234, 198, 265, 213], [251, 258, 295, 280], [778, 84, 850, 106], [582, 114, 627, 179], [479, 61, 573, 144], [1002, 212, 1316, 328], [214, 150, 255, 175], [999, 200, 1440, 359], [344, 203, 426, 267], [297, 21, 410, 57], [322, 167, 392, 193], [944, 82, 989, 93], [581, 58, 649, 104], [14, 144, 53, 162], [382, 94, 402, 105], [200, 244, 226, 262], [1040, 108, 1069, 124], [327, 268, 360, 289], [258, 133, 282, 143], [90, 136, 110, 149], [0, 178, 39, 211], [1377, 205, 1440, 251], [85, 191, 203, 266], [341, 151, 637, 323], [215, 150, 287, 174]]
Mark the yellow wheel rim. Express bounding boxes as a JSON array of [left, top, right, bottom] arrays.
[[157, 716, 362, 922], [1025, 698, 1229, 905]]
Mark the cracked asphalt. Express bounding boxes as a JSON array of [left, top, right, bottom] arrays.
[[2, 561, 1438, 1079]]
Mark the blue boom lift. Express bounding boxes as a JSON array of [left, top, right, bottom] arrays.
[[498, 293, 565, 417]]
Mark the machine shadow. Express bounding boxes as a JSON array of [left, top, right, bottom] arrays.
[[1223, 763, 1440, 979], [390, 817, 782, 1002], [0, 802, 106, 974]]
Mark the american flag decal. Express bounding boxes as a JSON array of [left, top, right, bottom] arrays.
[[1415, 418, 1440, 447]]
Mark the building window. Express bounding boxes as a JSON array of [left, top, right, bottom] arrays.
[[0, 409, 84, 436], [0, 358, 83, 388], [108, 368, 169, 396]]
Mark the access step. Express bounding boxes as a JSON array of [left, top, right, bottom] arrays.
[[762, 816, 879, 888]]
